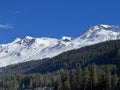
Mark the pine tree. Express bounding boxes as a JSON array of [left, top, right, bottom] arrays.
[[29, 79, 33, 89], [76, 68, 82, 89], [105, 69, 112, 90], [63, 78, 71, 90], [70, 71, 78, 90], [91, 64, 98, 90], [22, 83, 25, 89], [111, 74, 118, 90], [82, 67, 90, 90], [57, 75, 63, 90]]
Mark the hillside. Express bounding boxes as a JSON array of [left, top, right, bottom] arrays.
[[0, 24, 120, 67], [1, 39, 120, 78]]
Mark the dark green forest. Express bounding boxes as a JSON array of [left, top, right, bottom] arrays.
[[0, 64, 120, 90], [1, 40, 120, 90]]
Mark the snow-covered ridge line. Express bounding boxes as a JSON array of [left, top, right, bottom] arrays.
[[0, 24, 120, 67]]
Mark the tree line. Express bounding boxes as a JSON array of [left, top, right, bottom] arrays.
[[0, 64, 120, 90], [1, 40, 120, 90]]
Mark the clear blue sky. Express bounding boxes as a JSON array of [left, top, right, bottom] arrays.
[[0, 0, 120, 43]]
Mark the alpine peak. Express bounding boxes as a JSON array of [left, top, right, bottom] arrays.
[[89, 24, 120, 32], [12, 38, 21, 43], [61, 36, 72, 42], [0, 24, 120, 67]]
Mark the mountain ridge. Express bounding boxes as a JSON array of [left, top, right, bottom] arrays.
[[1, 39, 120, 78], [0, 24, 120, 67]]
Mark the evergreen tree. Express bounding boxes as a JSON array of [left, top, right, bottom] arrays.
[[57, 75, 63, 90], [111, 74, 118, 90], [22, 83, 25, 89], [82, 67, 90, 90], [70, 71, 78, 90], [63, 78, 71, 90], [91, 64, 98, 90], [105, 68, 112, 90], [76, 68, 82, 89]]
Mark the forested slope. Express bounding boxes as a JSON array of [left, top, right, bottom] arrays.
[[0, 39, 120, 78]]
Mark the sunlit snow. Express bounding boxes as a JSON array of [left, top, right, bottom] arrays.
[[0, 24, 120, 67]]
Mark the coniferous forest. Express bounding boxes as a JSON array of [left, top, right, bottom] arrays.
[[0, 64, 120, 90], [1, 40, 120, 90]]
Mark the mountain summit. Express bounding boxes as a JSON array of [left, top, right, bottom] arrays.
[[0, 24, 120, 67]]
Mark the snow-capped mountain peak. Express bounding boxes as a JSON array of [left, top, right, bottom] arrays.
[[12, 38, 21, 43], [99, 24, 113, 28], [89, 24, 120, 32], [89, 24, 112, 31], [74, 24, 120, 47], [0, 24, 120, 67], [61, 36, 72, 42], [25, 36, 34, 39]]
